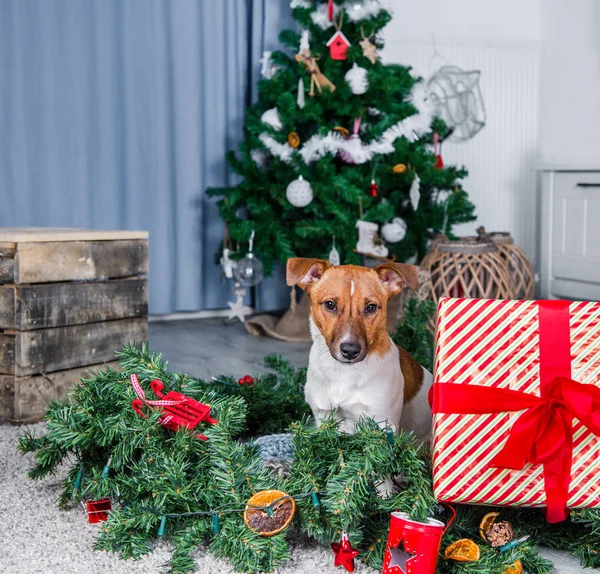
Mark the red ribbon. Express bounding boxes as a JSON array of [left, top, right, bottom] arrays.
[[430, 300, 600, 523]]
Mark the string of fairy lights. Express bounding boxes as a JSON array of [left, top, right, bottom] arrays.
[[71, 410, 398, 536]]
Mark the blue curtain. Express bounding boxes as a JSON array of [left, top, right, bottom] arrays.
[[0, 0, 293, 314]]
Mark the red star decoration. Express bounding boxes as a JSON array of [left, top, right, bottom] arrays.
[[331, 532, 359, 572]]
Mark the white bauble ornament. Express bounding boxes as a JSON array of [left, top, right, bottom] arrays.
[[410, 174, 421, 211], [345, 63, 368, 95], [381, 217, 407, 243], [261, 108, 282, 131], [286, 176, 313, 208]]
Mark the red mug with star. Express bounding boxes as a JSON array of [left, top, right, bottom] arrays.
[[381, 512, 445, 574]]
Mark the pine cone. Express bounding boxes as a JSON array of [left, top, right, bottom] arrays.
[[485, 520, 514, 547]]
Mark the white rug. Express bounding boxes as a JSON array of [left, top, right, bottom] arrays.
[[1, 423, 376, 574]]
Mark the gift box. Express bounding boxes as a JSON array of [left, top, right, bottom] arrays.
[[430, 298, 600, 523]]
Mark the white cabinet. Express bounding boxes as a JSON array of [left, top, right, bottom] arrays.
[[539, 169, 600, 300]]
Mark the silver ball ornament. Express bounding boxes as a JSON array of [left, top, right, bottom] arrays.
[[233, 253, 264, 287]]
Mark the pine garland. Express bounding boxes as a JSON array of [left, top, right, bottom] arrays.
[[18, 345, 600, 573]]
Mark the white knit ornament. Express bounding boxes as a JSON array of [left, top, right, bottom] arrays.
[[410, 174, 421, 211], [286, 176, 313, 208], [381, 217, 407, 243], [297, 78, 306, 109], [328, 245, 341, 266], [345, 63, 368, 95], [261, 108, 282, 131]]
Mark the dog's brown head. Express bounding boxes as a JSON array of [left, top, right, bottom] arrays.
[[287, 258, 418, 363]]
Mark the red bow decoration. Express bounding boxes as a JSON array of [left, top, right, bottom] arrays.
[[131, 374, 218, 440], [431, 378, 600, 522]]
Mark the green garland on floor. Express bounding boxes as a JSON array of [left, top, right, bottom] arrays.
[[18, 345, 600, 573]]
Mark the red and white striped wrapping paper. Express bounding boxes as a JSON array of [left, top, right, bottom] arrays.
[[431, 298, 600, 511]]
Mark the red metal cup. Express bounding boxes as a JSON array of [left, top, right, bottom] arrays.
[[382, 512, 445, 574]]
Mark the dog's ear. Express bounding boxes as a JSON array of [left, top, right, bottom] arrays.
[[374, 262, 419, 298], [286, 258, 331, 292]]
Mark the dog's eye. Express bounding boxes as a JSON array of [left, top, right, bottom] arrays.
[[323, 300, 337, 312], [365, 303, 378, 315]]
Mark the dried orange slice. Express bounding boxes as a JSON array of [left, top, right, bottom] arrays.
[[444, 538, 481, 562], [503, 559, 523, 574], [392, 163, 407, 173], [479, 511, 500, 540], [288, 132, 300, 148]]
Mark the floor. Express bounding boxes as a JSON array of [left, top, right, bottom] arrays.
[[0, 318, 595, 573]]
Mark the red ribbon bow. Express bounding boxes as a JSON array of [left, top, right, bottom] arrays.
[[430, 377, 600, 522], [430, 300, 600, 523]]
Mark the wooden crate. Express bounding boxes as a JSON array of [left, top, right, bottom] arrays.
[[0, 228, 149, 423]]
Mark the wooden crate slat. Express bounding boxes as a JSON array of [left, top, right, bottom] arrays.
[[0, 334, 15, 374], [0, 287, 15, 327], [15, 239, 148, 283], [0, 228, 148, 242], [0, 242, 15, 283], [0, 360, 119, 423], [0, 278, 148, 330], [0, 318, 147, 376]]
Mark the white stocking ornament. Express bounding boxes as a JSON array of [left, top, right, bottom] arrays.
[[355, 220, 388, 258]]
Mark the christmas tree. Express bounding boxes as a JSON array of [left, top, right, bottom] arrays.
[[208, 0, 476, 275], [19, 345, 600, 573]]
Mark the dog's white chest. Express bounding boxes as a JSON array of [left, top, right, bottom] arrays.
[[305, 335, 404, 432]]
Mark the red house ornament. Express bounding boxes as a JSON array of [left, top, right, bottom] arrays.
[[326, 31, 350, 61]]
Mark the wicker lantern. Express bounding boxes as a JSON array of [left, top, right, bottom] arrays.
[[486, 230, 535, 299], [423, 235, 514, 303]]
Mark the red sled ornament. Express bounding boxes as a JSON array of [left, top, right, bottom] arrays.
[[130, 374, 218, 440], [430, 298, 600, 523], [382, 512, 445, 574], [86, 498, 112, 523]]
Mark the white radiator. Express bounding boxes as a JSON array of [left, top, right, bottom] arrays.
[[382, 37, 540, 263]]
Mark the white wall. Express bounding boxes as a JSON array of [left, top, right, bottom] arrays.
[[382, 0, 541, 262], [539, 0, 600, 166]]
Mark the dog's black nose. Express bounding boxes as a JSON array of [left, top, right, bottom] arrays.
[[340, 342, 362, 360]]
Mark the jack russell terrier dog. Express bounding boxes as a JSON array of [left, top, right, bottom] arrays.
[[287, 258, 433, 443]]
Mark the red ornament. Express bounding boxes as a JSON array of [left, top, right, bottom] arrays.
[[326, 31, 350, 61], [238, 375, 256, 385], [382, 512, 445, 574], [86, 498, 112, 523], [434, 132, 444, 168], [130, 374, 218, 440], [369, 179, 379, 197], [331, 531, 359, 572], [328, 0, 334, 21]]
